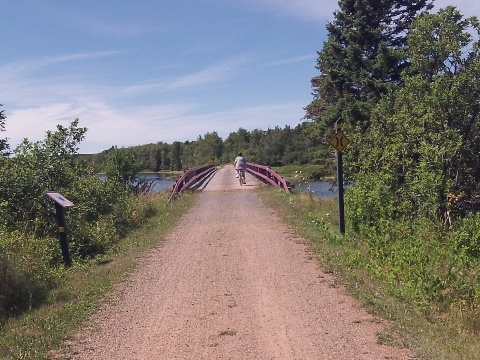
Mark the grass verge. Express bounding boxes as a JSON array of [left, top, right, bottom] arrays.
[[257, 186, 480, 360], [0, 190, 196, 360], [271, 164, 334, 180]]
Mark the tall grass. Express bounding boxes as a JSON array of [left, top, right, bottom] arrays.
[[0, 190, 158, 326], [259, 187, 480, 360], [0, 190, 195, 359]]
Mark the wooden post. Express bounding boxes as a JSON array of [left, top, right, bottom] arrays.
[[54, 202, 72, 267], [45, 191, 74, 267]]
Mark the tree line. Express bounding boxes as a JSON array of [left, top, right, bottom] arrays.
[[79, 122, 333, 178]]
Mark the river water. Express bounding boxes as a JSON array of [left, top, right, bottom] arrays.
[[294, 181, 338, 199], [139, 174, 177, 192], [99, 173, 336, 199], [98, 173, 176, 192], [149, 175, 338, 199]]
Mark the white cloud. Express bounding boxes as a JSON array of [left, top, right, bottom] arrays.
[[5, 100, 178, 151], [166, 58, 249, 90], [255, 0, 337, 22], [0, 51, 124, 109], [265, 54, 317, 67], [0, 51, 122, 78], [4, 86, 308, 152], [44, 4, 166, 38], [4, 99, 306, 153], [1, 50, 267, 153], [80, 101, 305, 153], [6, 104, 78, 141], [123, 57, 250, 94], [257, 0, 478, 23]]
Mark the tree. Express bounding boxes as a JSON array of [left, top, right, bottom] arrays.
[[346, 7, 480, 229], [0, 104, 9, 156], [306, 0, 433, 136], [104, 146, 142, 189], [223, 128, 251, 163], [0, 119, 88, 231], [171, 141, 182, 171], [203, 132, 223, 163], [403, 7, 480, 219], [260, 126, 288, 166]]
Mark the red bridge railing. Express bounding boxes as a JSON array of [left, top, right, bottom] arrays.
[[167, 164, 217, 203], [246, 163, 292, 192], [167, 162, 291, 203]]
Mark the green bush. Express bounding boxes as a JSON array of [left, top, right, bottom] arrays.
[[276, 187, 480, 333], [344, 215, 480, 331], [345, 173, 400, 235], [0, 119, 165, 323], [0, 229, 62, 324], [450, 213, 480, 258]]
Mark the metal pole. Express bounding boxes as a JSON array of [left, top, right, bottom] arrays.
[[336, 150, 345, 234], [335, 119, 346, 234]]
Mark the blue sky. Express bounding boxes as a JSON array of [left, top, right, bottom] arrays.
[[1, 0, 477, 153]]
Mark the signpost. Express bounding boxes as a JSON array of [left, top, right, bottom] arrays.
[[45, 191, 74, 267], [328, 119, 350, 234]]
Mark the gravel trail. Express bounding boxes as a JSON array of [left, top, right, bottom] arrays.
[[65, 165, 412, 359]]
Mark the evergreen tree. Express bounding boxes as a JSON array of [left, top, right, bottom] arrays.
[[171, 141, 182, 171], [0, 105, 9, 156], [306, 0, 432, 135]]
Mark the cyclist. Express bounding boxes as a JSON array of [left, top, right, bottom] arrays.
[[234, 152, 247, 184]]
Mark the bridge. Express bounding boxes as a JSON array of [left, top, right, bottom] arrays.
[[168, 162, 292, 202]]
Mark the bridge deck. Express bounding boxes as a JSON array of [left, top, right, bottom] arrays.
[[201, 164, 260, 191]]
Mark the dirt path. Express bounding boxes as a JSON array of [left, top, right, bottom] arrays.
[[65, 165, 412, 359]]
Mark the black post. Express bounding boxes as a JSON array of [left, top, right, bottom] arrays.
[[335, 119, 346, 234], [54, 202, 72, 267]]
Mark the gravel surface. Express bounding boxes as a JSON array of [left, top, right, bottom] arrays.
[[65, 165, 412, 359]]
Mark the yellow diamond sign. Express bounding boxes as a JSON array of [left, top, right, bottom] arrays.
[[329, 131, 350, 152]]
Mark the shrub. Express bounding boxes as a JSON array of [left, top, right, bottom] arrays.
[[0, 229, 62, 324]]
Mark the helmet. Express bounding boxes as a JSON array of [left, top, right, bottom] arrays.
[[238, 152, 242, 156]]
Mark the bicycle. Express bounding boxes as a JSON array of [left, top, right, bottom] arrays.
[[238, 169, 246, 185]]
